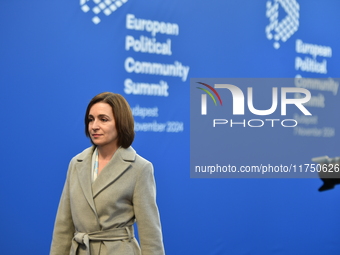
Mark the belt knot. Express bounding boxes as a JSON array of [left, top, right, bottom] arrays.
[[71, 226, 134, 255]]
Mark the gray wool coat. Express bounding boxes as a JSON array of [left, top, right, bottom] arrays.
[[50, 146, 165, 255]]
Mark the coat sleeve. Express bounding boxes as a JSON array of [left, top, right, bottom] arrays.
[[133, 161, 165, 255], [50, 160, 75, 255]]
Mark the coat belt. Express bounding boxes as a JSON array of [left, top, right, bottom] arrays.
[[71, 225, 134, 255]]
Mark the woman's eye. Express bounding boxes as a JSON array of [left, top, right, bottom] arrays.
[[101, 118, 108, 122], [88, 118, 93, 122]]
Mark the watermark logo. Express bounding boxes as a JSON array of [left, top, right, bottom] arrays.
[[198, 82, 311, 116], [265, 0, 300, 49], [80, 0, 128, 25], [196, 82, 223, 115]]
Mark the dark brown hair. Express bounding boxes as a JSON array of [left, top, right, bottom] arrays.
[[85, 92, 135, 148]]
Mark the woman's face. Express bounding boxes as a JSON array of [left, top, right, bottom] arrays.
[[88, 102, 118, 149]]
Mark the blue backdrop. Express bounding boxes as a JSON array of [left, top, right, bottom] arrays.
[[1, 1, 339, 254]]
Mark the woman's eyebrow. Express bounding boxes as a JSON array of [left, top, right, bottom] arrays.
[[98, 114, 110, 118], [88, 114, 110, 118]]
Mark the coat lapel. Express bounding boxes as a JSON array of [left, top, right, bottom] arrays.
[[75, 147, 98, 216], [92, 146, 136, 198]]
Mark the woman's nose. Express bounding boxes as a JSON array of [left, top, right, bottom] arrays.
[[91, 119, 100, 130]]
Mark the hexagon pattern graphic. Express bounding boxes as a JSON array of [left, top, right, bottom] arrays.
[[80, 0, 128, 24], [266, 0, 300, 49]]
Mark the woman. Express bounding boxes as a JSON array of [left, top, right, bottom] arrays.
[[50, 92, 165, 255]]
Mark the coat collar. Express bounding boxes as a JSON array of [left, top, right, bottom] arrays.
[[74, 146, 136, 213]]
